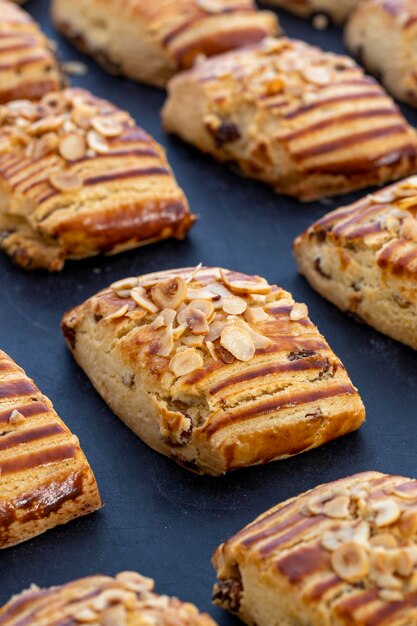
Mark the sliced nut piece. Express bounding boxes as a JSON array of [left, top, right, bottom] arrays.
[[29, 132, 59, 160], [58, 132, 87, 161], [157, 325, 174, 357], [370, 533, 398, 549], [160, 309, 177, 326], [104, 304, 129, 320], [401, 215, 417, 242], [233, 318, 272, 350], [72, 102, 97, 129], [206, 340, 218, 361], [185, 307, 210, 335], [102, 604, 127, 626], [29, 115, 64, 135], [323, 495, 351, 519], [130, 286, 159, 313], [115, 290, 132, 298], [399, 509, 417, 537], [9, 409, 26, 426], [91, 589, 136, 611], [181, 334, 204, 347], [301, 65, 332, 86], [72, 606, 98, 622], [221, 269, 271, 295], [169, 348, 204, 377], [87, 129, 109, 154], [188, 299, 215, 321], [186, 287, 216, 301], [222, 296, 247, 315], [244, 306, 269, 324], [151, 277, 187, 310], [379, 588, 404, 602], [205, 321, 224, 342], [290, 302, 309, 321], [331, 542, 370, 582], [49, 171, 82, 192], [92, 115, 124, 137], [392, 548, 415, 577], [371, 499, 401, 528], [215, 343, 235, 364], [115, 571, 154, 591], [220, 326, 255, 362], [110, 277, 140, 291]]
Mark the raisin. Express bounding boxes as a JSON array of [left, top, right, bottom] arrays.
[[214, 121, 241, 149]]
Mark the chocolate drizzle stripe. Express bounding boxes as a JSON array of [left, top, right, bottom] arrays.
[[204, 383, 356, 436], [283, 90, 385, 119], [0, 423, 65, 452], [0, 442, 77, 475], [209, 357, 329, 395], [0, 379, 37, 400], [282, 107, 399, 142], [292, 124, 408, 160], [84, 166, 169, 186], [0, 402, 49, 425]]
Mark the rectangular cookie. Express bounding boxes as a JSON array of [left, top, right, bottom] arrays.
[[0, 0, 62, 103], [263, 0, 360, 24], [162, 37, 417, 201], [0, 88, 195, 271], [0, 570, 217, 626], [51, 0, 279, 88], [213, 471, 417, 626], [294, 176, 417, 350], [346, 0, 417, 107], [0, 349, 101, 549], [61, 266, 365, 476]]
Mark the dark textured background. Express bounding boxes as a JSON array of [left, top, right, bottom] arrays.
[[1, 1, 417, 622]]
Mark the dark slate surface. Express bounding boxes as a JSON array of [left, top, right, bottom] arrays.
[[1, 1, 416, 622]]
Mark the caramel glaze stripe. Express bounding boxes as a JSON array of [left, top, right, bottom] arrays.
[[377, 238, 415, 269], [0, 54, 51, 72], [281, 108, 399, 142], [304, 143, 417, 174], [0, 442, 77, 476], [203, 383, 356, 437], [380, 243, 417, 275], [0, 380, 37, 400], [260, 515, 326, 555], [282, 90, 385, 118], [162, 7, 255, 46], [292, 124, 410, 160], [308, 575, 341, 601], [332, 203, 388, 236], [276, 542, 330, 584], [0, 423, 65, 453], [209, 357, 330, 395], [0, 402, 49, 425]]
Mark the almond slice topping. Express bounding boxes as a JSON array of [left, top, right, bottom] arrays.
[[185, 307, 210, 335], [58, 132, 87, 161], [151, 277, 187, 310], [220, 326, 255, 362], [221, 269, 271, 295], [49, 171, 82, 192], [244, 306, 269, 324], [92, 116, 124, 137], [105, 304, 129, 320], [399, 509, 417, 537], [169, 348, 204, 377], [290, 302, 309, 321], [9, 409, 26, 426], [331, 542, 370, 582], [222, 295, 247, 315], [87, 129, 109, 154], [111, 277, 140, 291], [130, 287, 159, 313], [323, 495, 351, 519]]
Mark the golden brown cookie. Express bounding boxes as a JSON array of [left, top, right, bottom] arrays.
[[294, 176, 417, 350], [0, 349, 101, 549], [0, 88, 195, 271], [51, 0, 279, 87], [346, 0, 417, 107], [213, 471, 417, 626], [61, 266, 365, 476], [0, 0, 61, 103], [0, 570, 218, 626], [163, 38, 417, 201]]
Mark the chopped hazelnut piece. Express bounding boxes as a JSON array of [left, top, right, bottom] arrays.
[[222, 296, 247, 315], [399, 509, 417, 537], [49, 171, 82, 192], [92, 116, 124, 137], [58, 132, 87, 161], [220, 326, 255, 362], [290, 303, 309, 321], [371, 499, 401, 528], [323, 495, 351, 519], [87, 129, 109, 154], [169, 348, 204, 377], [130, 287, 159, 313], [331, 542, 370, 582], [9, 409, 26, 426], [151, 277, 187, 310], [105, 304, 129, 320]]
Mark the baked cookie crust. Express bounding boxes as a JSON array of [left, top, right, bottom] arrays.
[[0, 0, 62, 104], [0, 349, 101, 549], [294, 176, 417, 350], [0, 88, 195, 271], [213, 471, 417, 626], [51, 0, 279, 88], [62, 266, 365, 476], [162, 38, 417, 201], [0, 570, 218, 626], [346, 0, 417, 107]]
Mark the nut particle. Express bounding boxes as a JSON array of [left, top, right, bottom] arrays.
[[220, 326, 255, 362], [169, 348, 204, 377], [331, 542, 370, 582], [290, 303, 309, 321]]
